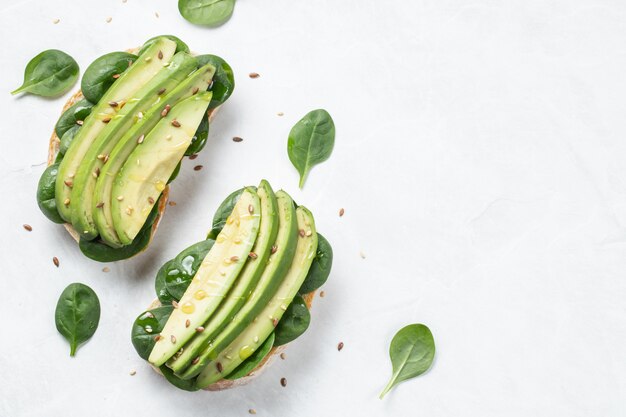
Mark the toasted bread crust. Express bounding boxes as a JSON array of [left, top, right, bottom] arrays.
[[146, 291, 316, 391]]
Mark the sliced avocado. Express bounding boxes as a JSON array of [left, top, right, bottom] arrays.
[[93, 64, 216, 247], [71, 52, 198, 240], [55, 38, 177, 221], [167, 180, 279, 373], [148, 188, 261, 367], [176, 190, 298, 379], [111, 91, 213, 245], [196, 206, 318, 388]]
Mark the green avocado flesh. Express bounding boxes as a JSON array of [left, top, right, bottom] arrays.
[[111, 91, 213, 245], [133, 182, 328, 390], [71, 52, 198, 240]]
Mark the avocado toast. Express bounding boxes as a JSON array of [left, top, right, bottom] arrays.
[[131, 181, 333, 391], [36, 35, 235, 262]]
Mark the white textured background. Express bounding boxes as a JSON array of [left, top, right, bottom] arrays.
[[1, 0, 625, 416]]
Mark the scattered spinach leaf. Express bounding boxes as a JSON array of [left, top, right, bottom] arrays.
[[138, 35, 190, 57], [195, 54, 235, 108], [225, 333, 275, 380], [211, 187, 244, 233], [55, 283, 101, 356], [36, 163, 65, 224], [131, 305, 174, 360], [380, 323, 435, 399], [287, 109, 335, 188], [81, 52, 137, 103], [163, 239, 215, 300], [178, 0, 236, 27], [299, 233, 333, 294], [12, 49, 79, 97], [55, 98, 93, 138], [274, 294, 310, 346]]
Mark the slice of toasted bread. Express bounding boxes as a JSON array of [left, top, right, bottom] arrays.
[[146, 291, 316, 391]]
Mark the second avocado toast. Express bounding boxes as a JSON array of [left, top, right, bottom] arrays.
[[131, 180, 333, 391]]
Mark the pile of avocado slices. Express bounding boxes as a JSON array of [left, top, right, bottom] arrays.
[[36, 35, 234, 262], [131, 181, 333, 391]]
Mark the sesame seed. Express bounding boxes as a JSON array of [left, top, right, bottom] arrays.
[[233, 136, 243, 142], [319, 290, 325, 297], [185, 319, 190, 328], [52, 257, 59, 267], [171, 120, 181, 127], [216, 362, 223, 373], [64, 180, 73, 187], [102, 117, 111, 123], [192, 87, 199, 95], [103, 154, 109, 163], [277, 112, 284, 116], [168, 201, 177, 206], [230, 256, 240, 262], [106, 16, 112, 23], [148, 197, 154, 204], [108, 101, 118, 107], [137, 134, 144, 144], [102, 267, 110, 273], [117, 195, 124, 201], [171, 335, 176, 343], [338, 342, 344, 351], [192, 357, 200, 365], [249, 409, 257, 415], [64, 198, 70, 206], [249, 252, 258, 260], [189, 154, 198, 160], [280, 353, 286, 360], [196, 326, 204, 333], [154, 335, 162, 341], [112, 74, 120, 79], [158, 50, 163, 60], [194, 165, 203, 171], [145, 57, 152, 62], [129, 370, 136, 376], [248, 204, 254, 214], [271, 245, 278, 254], [249, 72, 260, 79], [155, 11, 160, 18], [359, 251, 366, 259], [161, 105, 171, 117], [280, 377, 287, 387], [299, 229, 305, 237], [305, 230, 312, 237], [52, 18, 60, 24], [339, 208, 345, 217], [157, 87, 166, 95], [172, 300, 179, 308], [272, 318, 278, 327], [76, 120, 84, 126]]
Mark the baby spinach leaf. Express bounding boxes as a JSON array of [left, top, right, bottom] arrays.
[[178, 0, 236, 27], [168, 161, 183, 184], [274, 294, 310, 346], [211, 187, 244, 233], [299, 233, 333, 294], [12, 49, 79, 97], [138, 35, 190, 57], [160, 365, 200, 391], [195, 54, 235, 108], [225, 332, 275, 380], [131, 305, 174, 360], [36, 163, 65, 224], [55, 98, 93, 138], [163, 239, 215, 300], [185, 111, 210, 156], [155, 260, 177, 304], [55, 283, 101, 356], [81, 52, 137, 103], [380, 323, 435, 399], [287, 109, 335, 188], [58, 125, 80, 157]]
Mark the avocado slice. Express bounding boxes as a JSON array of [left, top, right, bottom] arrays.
[[176, 190, 298, 379], [111, 91, 213, 245], [93, 64, 216, 247], [148, 188, 261, 367], [196, 205, 318, 388], [55, 38, 177, 221], [167, 180, 279, 373], [70, 52, 198, 240]]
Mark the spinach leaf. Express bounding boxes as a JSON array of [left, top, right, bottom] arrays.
[[81, 52, 137, 103], [299, 233, 333, 294], [195, 54, 235, 108], [178, 0, 236, 27], [138, 35, 190, 57], [211, 187, 244, 233], [58, 125, 80, 157], [79, 197, 161, 262], [168, 160, 183, 184], [12, 49, 79, 97], [155, 260, 177, 304], [225, 332, 275, 380], [274, 294, 310, 346], [55, 283, 101, 356], [185, 110, 210, 156], [163, 239, 215, 300], [131, 305, 174, 360], [380, 324, 435, 399], [36, 163, 65, 224], [55, 98, 93, 138], [160, 365, 200, 391], [287, 109, 335, 188]]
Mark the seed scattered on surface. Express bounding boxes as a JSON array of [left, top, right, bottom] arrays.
[[137, 134, 144, 144], [272, 318, 278, 327], [192, 357, 200, 365], [137, 111, 143, 119], [280, 353, 286, 360], [248, 204, 254, 214], [106, 16, 112, 23], [168, 201, 177, 206], [170, 335, 177, 344], [161, 105, 171, 117], [117, 195, 124, 201], [172, 300, 179, 308], [64, 198, 70, 206], [230, 256, 240, 262], [52, 18, 60, 24], [216, 362, 223, 373], [277, 112, 284, 116], [280, 377, 287, 387], [249, 72, 260, 79], [157, 87, 166, 95], [192, 87, 199, 95], [271, 245, 278, 254], [92, 168, 100, 178], [338, 342, 344, 351], [196, 326, 204, 333], [359, 251, 366, 259], [165, 134, 172, 140], [23, 224, 33, 232], [158, 50, 163, 60], [102, 267, 110, 273], [126, 206, 133, 215], [103, 154, 109, 163], [97, 154, 105, 161], [189, 154, 198, 160], [320, 290, 325, 298], [249, 409, 257, 415], [299, 229, 305, 237], [249, 252, 258, 260], [185, 319, 190, 328], [171, 119, 181, 127], [233, 136, 243, 142], [194, 165, 203, 171], [64, 180, 73, 187], [108, 101, 118, 107], [305, 230, 312, 237], [145, 57, 152, 63], [147, 197, 154, 204], [155, 11, 160, 18], [102, 117, 111, 123], [76, 120, 84, 126], [129, 369, 136, 376], [96, 202, 104, 208], [154, 335, 162, 341], [339, 208, 345, 217], [52, 257, 59, 267], [112, 74, 120, 79]]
